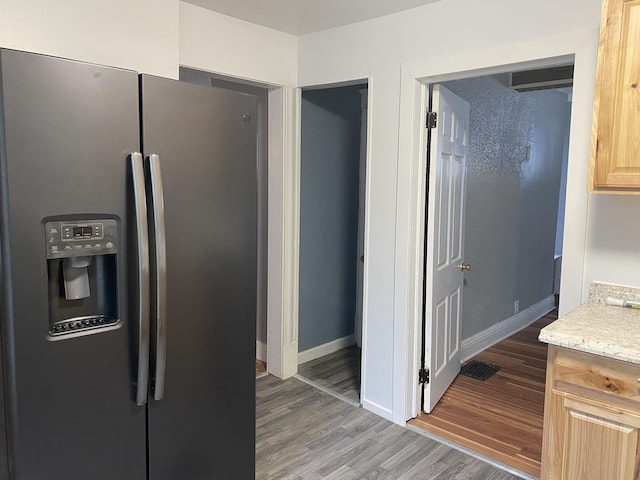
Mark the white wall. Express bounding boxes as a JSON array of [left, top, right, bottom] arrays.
[[179, 2, 297, 87], [0, 0, 179, 78], [297, 0, 640, 422], [0, 1, 298, 88], [584, 195, 640, 290]]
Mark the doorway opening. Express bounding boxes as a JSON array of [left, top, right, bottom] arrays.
[[296, 81, 369, 405], [410, 67, 573, 477], [179, 67, 270, 379]]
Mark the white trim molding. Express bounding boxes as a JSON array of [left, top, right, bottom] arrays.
[[298, 335, 356, 364], [362, 399, 393, 422], [267, 85, 300, 379], [256, 341, 267, 363], [461, 296, 555, 362]]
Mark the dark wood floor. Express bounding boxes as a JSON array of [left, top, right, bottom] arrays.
[[409, 311, 557, 478], [297, 345, 361, 404], [256, 375, 519, 479], [256, 360, 267, 376]]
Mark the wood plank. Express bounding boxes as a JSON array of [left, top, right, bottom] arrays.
[[409, 311, 557, 477], [256, 360, 267, 375], [256, 375, 519, 479], [297, 345, 361, 403]]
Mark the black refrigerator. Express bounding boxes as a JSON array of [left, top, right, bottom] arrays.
[[0, 49, 257, 479]]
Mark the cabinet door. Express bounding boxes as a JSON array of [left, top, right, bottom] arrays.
[[560, 397, 640, 479], [590, 0, 640, 192], [541, 346, 640, 479]]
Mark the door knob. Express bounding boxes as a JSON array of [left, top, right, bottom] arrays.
[[457, 263, 471, 272]]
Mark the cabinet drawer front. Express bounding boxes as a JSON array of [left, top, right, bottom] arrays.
[[553, 348, 640, 406]]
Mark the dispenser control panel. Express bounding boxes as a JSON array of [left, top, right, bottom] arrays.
[[45, 219, 118, 259], [62, 223, 103, 241], [49, 315, 119, 337]]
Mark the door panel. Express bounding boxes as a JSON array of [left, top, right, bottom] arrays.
[[0, 50, 146, 479], [563, 397, 640, 479], [424, 85, 470, 412], [141, 76, 257, 480]]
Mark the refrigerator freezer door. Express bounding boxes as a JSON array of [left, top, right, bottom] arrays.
[[0, 50, 147, 479], [141, 76, 257, 480]]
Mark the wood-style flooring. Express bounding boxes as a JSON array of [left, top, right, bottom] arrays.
[[256, 360, 267, 376], [297, 345, 361, 404], [256, 375, 519, 479], [409, 311, 557, 478]]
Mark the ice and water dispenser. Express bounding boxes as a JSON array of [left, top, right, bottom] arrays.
[[45, 218, 120, 339]]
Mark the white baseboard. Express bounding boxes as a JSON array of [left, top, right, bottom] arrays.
[[461, 295, 555, 362], [281, 342, 299, 379], [298, 334, 355, 364], [362, 399, 393, 422], [256, 340, 267, 362]]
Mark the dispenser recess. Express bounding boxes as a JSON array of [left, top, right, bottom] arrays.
[[45, 218, 120, 339]]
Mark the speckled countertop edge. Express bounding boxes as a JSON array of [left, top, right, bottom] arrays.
[[588, 281, 640, 305], [539, 282, 640, 364]]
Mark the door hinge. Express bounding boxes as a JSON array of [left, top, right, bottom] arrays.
[[426, 111, 437, 129], [419, 368, 430, 385]]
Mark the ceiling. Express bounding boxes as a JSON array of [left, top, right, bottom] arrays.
[[183, 0, 443, 35]]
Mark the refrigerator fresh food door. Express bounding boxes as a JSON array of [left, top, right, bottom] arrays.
[[0, 50, 147, 479], [141, 75, 257, 480]]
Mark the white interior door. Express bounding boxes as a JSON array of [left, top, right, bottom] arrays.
[[424, 84, 470, 413]]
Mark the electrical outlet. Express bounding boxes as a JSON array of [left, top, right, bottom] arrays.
[[514, 300, 520, 314]]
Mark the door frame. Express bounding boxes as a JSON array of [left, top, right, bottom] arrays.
[[394, 32, 597, 423], [294, 76, 373, 397]]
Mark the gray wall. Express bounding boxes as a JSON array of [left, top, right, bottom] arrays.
[[299, 85, 363, 352], [442, 76, 571, 340]]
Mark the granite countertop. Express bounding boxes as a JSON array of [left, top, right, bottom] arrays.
[[539, 282, 640, 364]]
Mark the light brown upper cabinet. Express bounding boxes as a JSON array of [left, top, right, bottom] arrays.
[[589, 0, 640, 193]]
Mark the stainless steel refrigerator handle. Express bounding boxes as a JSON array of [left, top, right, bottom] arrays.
[[147, 154, 168, 401], [131, 152, 150, 406]]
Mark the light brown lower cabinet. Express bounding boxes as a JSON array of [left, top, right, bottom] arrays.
[[541, 345, 640, 479]]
